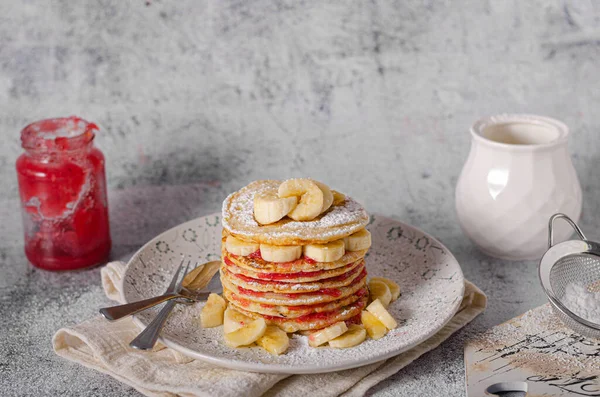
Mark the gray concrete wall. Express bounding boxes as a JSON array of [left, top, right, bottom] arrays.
[[2, 1, 599, 210]]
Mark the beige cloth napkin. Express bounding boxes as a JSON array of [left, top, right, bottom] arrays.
[[53, 261, 487, 397]]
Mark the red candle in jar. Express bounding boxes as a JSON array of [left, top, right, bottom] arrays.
[[16, 117, 111, 270]]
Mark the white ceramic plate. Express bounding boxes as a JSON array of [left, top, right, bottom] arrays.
[[122, 213, 464, 374]]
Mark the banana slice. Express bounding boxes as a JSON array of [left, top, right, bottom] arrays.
[[344, 229, 372, 252], [368, 279, 392, 307], [361, 310, 388, 340], [329, 324, 367, 348], [303, 240, 345, 263], [313, 180, 333, 214], [370, 277, 401, 301], [223, 306, 253, 334], [200, 293, 227, 328], [260, 244, 302, 263], [366, 299, 398, 330], [224, 317, 267, 348], [225, 235, 260, 257], [253, 191, 298, 225], [332, 190, 345, 206], [256, 325, 290, 355], [308, 321, 348, 347], [278, 178, 324, 221]]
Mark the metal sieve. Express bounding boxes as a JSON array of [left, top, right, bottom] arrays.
[[539, 213, 600, 339]]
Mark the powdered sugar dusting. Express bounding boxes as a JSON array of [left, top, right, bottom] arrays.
[[222, 180, 369, 244], [562, 282, 600, 324], [468, 304, 600, 380]]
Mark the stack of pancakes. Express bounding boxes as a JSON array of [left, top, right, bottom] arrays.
[[220, 180, 371, 332]]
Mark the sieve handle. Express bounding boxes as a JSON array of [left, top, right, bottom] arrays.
[[548, 213, 586, 248]]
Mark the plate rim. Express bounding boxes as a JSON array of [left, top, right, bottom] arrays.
[[123, 212, 465, 374]]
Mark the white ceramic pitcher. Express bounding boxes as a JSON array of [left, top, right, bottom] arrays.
[[455, 114, 582, 260]]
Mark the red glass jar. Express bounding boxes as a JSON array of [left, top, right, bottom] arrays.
[[16, 117, 111, 270]]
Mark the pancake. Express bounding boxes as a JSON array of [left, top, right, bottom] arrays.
[[231, 296, 369, 332], [220, 262, 365, 293], [222, 243, 368, 273], [221, 270, 367, 306], [222, 180, 369, 246], [223, 286, 368, 318], [223, 255, 364, 283]]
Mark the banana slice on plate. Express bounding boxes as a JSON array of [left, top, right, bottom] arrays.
[[224, 317, 267, 348], [344, 229, 371, 251], [201, 293, 227, 328], [366, 299, 398, 330], [313, 180, 333, 214], [253, 191, 298, 225], [223, 306, 253, 334], [308, 321, 348, 347], [370, 277, 401, 301], [225, 236, 260, 257], [260, 244, 302, 263], [303, 240, 345, 262], [278, 178, 324, 221], [329, 324, 367, 348], [256, 325, 290, 355], [368, 279, 392, 307], [361, 310, 388, 340]]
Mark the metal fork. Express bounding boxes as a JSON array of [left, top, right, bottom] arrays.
[[129, 260, 193, 350], [99, 260, 221, 321]]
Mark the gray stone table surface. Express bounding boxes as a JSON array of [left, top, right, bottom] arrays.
[[2, 1, 600, 396]]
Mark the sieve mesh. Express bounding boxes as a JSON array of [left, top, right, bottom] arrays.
[[547, 253, 600, 338], [550, 254, 600, 297]]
